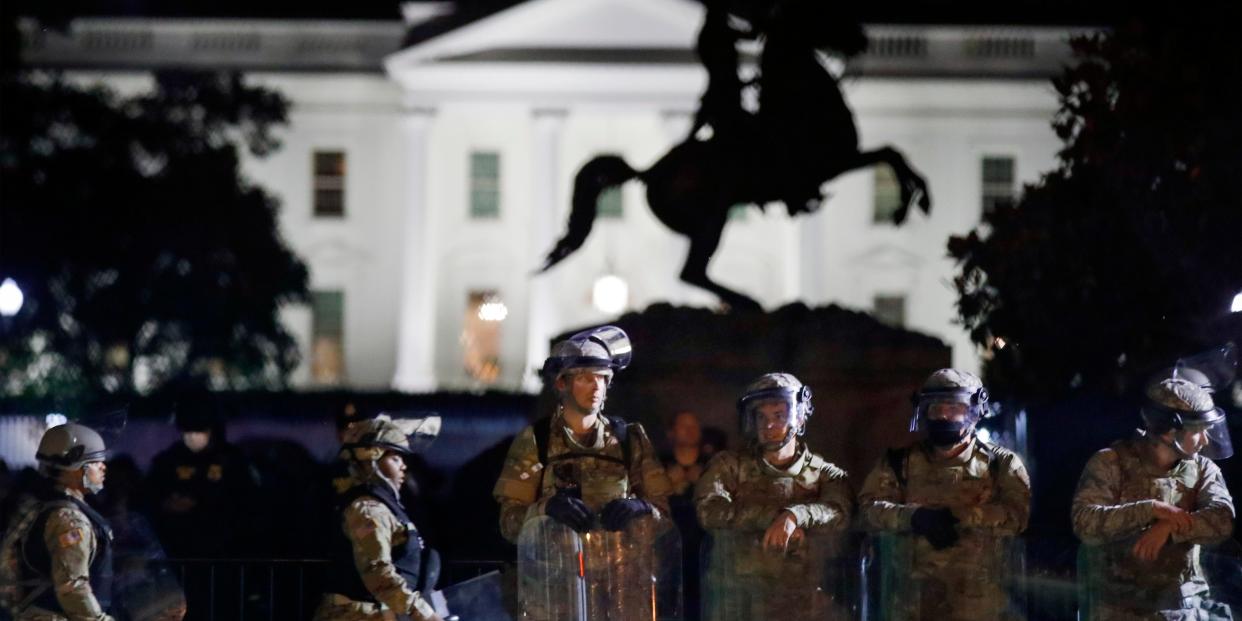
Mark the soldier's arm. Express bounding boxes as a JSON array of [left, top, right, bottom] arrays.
[[42, 508, 113, 621], [493, 427, 545, 543], [344, 499, 438, 621], [785, 466, 852, 532], [1170, 459, 1235, 545], [629, 424, 672, 518], [1071, 449, 1156, 544], [694, 453, 784, 530], [858, 456, 918, 532], [955, 450, 1031, 536]]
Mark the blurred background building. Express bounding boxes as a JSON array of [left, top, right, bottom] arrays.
[[20, 0, 1082, 393]]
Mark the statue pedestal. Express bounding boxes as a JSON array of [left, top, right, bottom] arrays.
[[551, 303, 951, 482]]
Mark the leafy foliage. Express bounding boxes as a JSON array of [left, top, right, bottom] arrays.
[[949, 5, 1242, 402], [1, 47, 307, 408]]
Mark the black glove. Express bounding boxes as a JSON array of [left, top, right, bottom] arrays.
[[910, 507, 959, 550], [600, 498, 652, 532], [545, 492, 594, 532]]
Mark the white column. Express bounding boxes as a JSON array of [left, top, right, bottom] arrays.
[[523, 108, 568, 393], [392, 106, 437, 392]]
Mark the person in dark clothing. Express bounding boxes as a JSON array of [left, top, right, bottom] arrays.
[[146, 400, 258, 560]]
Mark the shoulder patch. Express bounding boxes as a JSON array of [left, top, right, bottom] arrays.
[[58, 528, 83, 548]]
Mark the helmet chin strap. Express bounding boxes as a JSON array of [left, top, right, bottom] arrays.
[[82, 470, 103, 495], [757, 423, 801, 454]]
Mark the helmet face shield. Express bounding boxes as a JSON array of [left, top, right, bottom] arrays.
[[739, 390, 801, 450], [542, 325, 632, 383], [909, 389, 984, 432]]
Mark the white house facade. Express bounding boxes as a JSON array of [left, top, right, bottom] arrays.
[[24, 0, 1085, 393]]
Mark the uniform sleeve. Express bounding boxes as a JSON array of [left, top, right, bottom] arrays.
[[1071, 449, 1156, 544], [784, 466, 853, 532], [343, 499, 437, 621], [493, 427, 547, 543], [42, 508, 112, 621], [628, 424, 672, 518], [694, 453, 783, 530], [1171, 459, 1235, 545], [858, 455, 919, 532], [955, 450, 1031, 536]]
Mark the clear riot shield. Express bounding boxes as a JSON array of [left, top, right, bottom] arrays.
[[517, 515, 682, 621], [701, 529, 850, 621], [863, 533, 1025, 621], [1078, 543, 1236, 620]]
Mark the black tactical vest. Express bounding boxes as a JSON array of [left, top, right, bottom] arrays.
[[22, 492, 113, 613], [324, 482, 423, 603]]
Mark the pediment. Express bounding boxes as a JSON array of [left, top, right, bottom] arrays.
[[388, 0, 704, 68]]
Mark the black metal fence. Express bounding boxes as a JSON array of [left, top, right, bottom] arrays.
[[159, 558, 505, 621]]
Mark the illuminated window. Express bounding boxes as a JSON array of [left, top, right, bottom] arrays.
[[313, 151, 346, 217], [873, 164, 903, 224], [311, 290, 345, 384], [874, 294, 906, 328], [470, 152, 500, 219], [982, 156, 1016, 215], [462, 290, 503, 384]]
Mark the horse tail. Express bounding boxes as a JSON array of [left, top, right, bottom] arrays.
[[537, 155, 638, 273]]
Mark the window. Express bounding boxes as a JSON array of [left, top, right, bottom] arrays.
[[728, 204, 749, 221], [598, 187, 623, 219], [462, 290, 504, 384], [469, 152, 501, 219], [981, 155, 1016, 215], [872, 164, 903, 224], [313, 151, 346, 217], [873, 294, 906, 328], [311, 290, 345, 384]]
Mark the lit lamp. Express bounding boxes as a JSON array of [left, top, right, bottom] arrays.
[[593, 274, 628, 315], [0, 278, 23, 317], [1232, 292, 1242, 313], [478, 295, 508, 322]]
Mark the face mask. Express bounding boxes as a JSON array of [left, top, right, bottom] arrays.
[[926, 419, 970, 448]]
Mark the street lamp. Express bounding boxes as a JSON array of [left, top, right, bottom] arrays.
[[0, 278, 23, 317], [1231, 291, 1242, 313]]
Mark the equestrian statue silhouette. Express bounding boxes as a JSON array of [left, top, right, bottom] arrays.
[[537, 0, 931, 311]]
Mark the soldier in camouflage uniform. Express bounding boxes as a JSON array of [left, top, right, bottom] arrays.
[[314, 417, 445, 621], [1, 423, 116, 621], [859, 369, 1031, 621], [494, 326, 672, 618], [1073, 364, 1236, 620], [695, 372, 853, 620]]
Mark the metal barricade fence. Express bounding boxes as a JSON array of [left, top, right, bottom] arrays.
[[155, 558, 505, 621]]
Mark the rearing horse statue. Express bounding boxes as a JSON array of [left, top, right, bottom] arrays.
[[538, 0, 931, 311]]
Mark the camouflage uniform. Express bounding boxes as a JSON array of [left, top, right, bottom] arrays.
[[1073, 433, 1235, 620], [695, 443, 853, 620], [496, 411, 672, 620], [858, 438, 1031, 621], [313, 493, 439, 621], [1, 487, 114, 621], [494, 411, 671, 542]]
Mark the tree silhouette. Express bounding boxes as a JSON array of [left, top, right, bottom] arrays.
[[949, 4, 1242, 402], [1, 16, 308, 409]]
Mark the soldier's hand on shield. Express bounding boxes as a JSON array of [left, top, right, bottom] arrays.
[[1132, 520, 1175, 561], [600, 498, 653, 531], [545, 491, 594, 532], [762, 510, 802, 554], [1151, 501, 1193, 533], [910, 507, 959, 550]]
